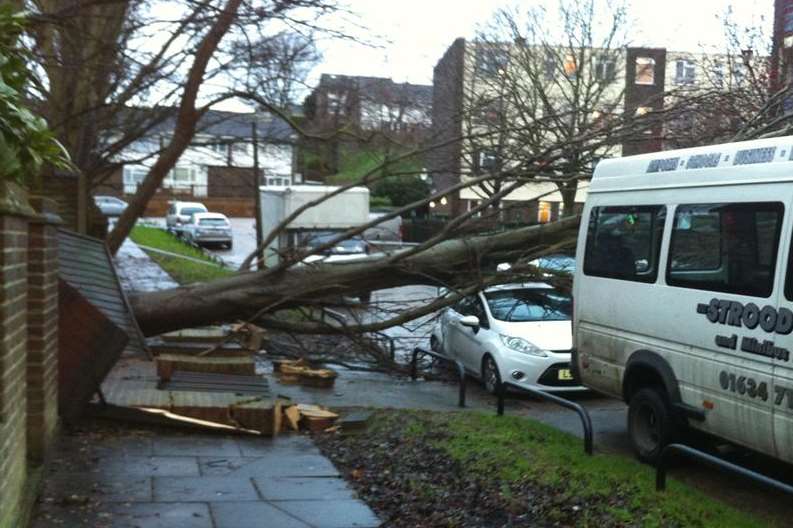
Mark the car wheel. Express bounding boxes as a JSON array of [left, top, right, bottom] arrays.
[[481, 354, 502, 395], [628, 387, 677, 465]]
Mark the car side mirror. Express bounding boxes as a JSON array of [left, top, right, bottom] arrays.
[[635, 258, 649, 273], [459, 315, 480, 333]]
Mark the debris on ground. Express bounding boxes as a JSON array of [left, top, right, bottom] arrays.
[[273, 358, 338, 388]]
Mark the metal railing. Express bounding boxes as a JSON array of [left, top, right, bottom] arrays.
[[496, 380, 593, 455], [410, 347, 466, 408], [656, 443, 793, 494]]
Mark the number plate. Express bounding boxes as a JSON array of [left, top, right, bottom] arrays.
[[558, 369, 573, 381]]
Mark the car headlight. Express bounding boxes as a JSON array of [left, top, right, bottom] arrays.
[[499, 335, 547, 357]]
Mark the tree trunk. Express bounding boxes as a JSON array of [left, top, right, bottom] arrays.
[[106, 0, 243, 253], [129, 215, 580, 336], [559, 179, 578, 217]]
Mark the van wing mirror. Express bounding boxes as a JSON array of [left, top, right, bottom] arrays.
[[635, 258, 650, 273]]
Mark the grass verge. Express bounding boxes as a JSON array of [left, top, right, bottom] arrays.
[[129, 225, 234, 285], [319, 410, 770, 527]]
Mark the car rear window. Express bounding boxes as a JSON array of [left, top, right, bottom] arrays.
[[668, 202, 783, 298], [484, 289, 571, 322], [198, 218, 228, 226], [181, 206, 206, 216], [584, 205, 666, 283]]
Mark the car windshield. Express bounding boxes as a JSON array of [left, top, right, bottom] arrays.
[[181, 206, 206, 216], [198, 218, 228, 226], [484, 288, 572, 322], [308, 234, 365, 251]]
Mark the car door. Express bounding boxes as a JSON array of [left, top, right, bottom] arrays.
[[446, 295, 488, 372]]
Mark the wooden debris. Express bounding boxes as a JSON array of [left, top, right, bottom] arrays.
[[160, 326, 229, 343], [284, 405, 301, 431], [156, 353, 256, 380], [86, 403, 261, 435], [230, 322, 266, 352], [274, 359, 338, 388], [297, 404, 339, 432]]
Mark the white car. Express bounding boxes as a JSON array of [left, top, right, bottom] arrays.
[[182, 212, 233, 249], [166, 201, 208, 233], [431, 282, 585, 393]]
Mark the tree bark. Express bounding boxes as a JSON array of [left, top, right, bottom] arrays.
[[106, 0, 243, 253], [129, 215, 580, 336]]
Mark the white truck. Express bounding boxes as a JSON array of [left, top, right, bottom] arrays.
[[258, 185, 370, 267]]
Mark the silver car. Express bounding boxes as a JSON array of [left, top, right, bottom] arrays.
[[182, 212, 233, 249], [94, 195, 128, 217]]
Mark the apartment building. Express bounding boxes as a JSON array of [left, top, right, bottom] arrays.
[[429, 39, 744, 221]]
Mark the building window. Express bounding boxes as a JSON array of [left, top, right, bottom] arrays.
[[544, 52, 556, 80], [584, 205, 666, 283], [477, 47, 508, 77], [675, 59, 696, 85], [711, 61, 725, 88], [122, 165, 148, 194], [635, 57, 655, 85], [538, 201, 552, 224], [669, 202, 784, 298], [163, 166, 207, 197], [563, 54, 577, 78], [595, 59, 616, 83], [266, 176, 291, 186]]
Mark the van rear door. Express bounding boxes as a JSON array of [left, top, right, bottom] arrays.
[[772, 203, 793, 462]]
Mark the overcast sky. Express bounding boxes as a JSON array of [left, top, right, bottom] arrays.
[[308, 0, 774, 86]]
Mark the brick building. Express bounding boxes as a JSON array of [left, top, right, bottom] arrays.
[[96, 109, 298, 217], [0, 183, 61, 527]]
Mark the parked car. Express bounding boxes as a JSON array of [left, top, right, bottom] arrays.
[[303, 232, 370, 257], [364, 211, 403, 243], [431, 282, 585, 394], [166, 201, 208, 233], [93, 195, 128, 217], [182, 212, 233, 249]]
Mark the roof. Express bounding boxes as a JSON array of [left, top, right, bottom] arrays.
[[57, 229, 147, 358], [590, 135, 793, 194], [318, 74, 433, 106], [122, 107, 296, 143], [259, 185, 370, 195]]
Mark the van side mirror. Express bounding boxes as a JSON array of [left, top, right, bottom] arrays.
[[459, 315, 480, 333], [635, 259, 649, 273]]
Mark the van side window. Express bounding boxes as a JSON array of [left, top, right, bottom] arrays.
[[584, 205, 666, 283], [667, 202, 783, 298]]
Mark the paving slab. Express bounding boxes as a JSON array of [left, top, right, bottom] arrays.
[[99, 455, 200, 477], [211, 502, 312, 528], [153, 476, 259, 502], [152, 435, 243, 457], [198, 454, 340, 478], [274, 499, 381, 528], [98, 502, 213, 528], [43, 475, 153, 502], [237, 435, 320, 457], [253, 477, 357, 501]]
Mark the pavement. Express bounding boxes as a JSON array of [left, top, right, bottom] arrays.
[[32, 428, 380, 528], [35, 237, 382, 528]]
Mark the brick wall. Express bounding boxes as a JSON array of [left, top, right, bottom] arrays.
[[0, 184, 61, 527], [26, 198, 60, 462]]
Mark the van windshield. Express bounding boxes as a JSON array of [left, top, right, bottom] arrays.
[[484, 289, 572, 322]]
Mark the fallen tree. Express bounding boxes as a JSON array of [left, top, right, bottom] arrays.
[[129, 215, 580, 336]]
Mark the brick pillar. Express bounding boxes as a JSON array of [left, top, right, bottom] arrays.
[[0, 182, 34, 528], [26, 197, 61, 462]]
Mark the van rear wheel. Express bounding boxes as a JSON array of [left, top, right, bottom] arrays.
[[628, 387, 676, 465]]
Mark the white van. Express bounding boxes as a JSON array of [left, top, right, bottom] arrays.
[[573, 135, 793, 464]]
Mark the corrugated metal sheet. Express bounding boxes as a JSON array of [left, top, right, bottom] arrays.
[[58, 229, 146, 357]]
